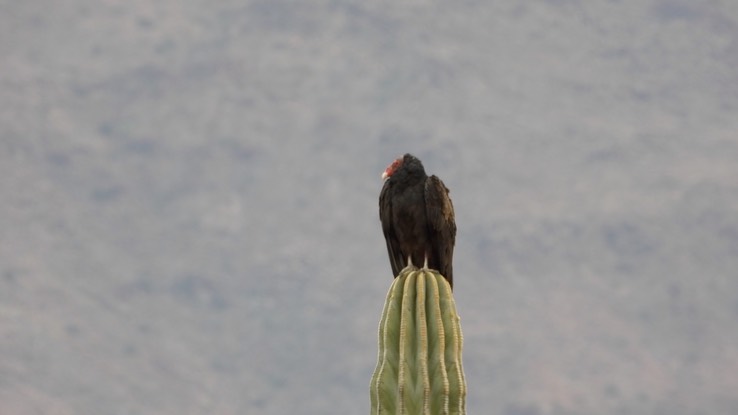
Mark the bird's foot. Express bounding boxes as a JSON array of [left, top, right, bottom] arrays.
[[420, 257, 439, 275], [401, 256, 419, 273], [400, 264, 418, 274]]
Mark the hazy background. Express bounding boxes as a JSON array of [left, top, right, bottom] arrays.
[[2, 1, 738, 414]]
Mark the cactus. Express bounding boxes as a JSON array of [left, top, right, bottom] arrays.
[[370, 269, 466, 415]]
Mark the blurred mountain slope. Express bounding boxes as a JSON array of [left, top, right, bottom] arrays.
[[2, 1, 738, 414]]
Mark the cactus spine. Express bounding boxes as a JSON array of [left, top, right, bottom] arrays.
[[370, 269, 466, 415]]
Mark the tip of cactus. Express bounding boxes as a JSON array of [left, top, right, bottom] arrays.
[[371, 268, 466, 415]]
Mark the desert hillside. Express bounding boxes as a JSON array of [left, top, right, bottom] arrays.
[[2, 2, 738, 414]]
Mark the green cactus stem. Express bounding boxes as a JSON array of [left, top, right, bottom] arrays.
[[370, 269, 466, 415]]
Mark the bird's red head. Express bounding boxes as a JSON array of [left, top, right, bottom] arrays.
[[381, 156, 403, 181]]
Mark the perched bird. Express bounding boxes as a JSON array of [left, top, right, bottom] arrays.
[[379, 154, 456, 288]]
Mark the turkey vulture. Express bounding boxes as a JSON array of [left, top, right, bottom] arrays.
[[379, 154, 456, 288]]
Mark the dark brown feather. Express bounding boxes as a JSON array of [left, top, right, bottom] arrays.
[[424, 175, 456, 287], [379, 181, 404, 277]]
